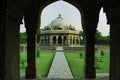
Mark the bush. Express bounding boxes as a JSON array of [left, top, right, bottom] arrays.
[[80, 52, 83, 58], [100, 50, 104, 58], [37, 49, 40, 58], [20, 57, 26, 68], [95, 56, 100, 69]]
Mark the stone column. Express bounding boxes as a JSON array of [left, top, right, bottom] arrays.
[[110, 24, 120, 80], [68, 36, 70, 45], [105, 7, 120, 80], [101, 0, 120, 78], [71, 36, 73, 45], [75, 37, 76, 45], [0, 3, 6, 79], [50, 36, 53, 45], [56, 36, 58, 45], [78, 38, 80, 45], [70, 36, 72, 45], [25, 26, 37, 79], [84, 27, 96, 79]]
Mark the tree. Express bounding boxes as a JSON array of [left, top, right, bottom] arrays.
[[95, 30, 110, 45], [100, 50, 105, 58], [20, 32, 27, 43], [79, 30, 85, 44], [37, 28, 41, 43], [79, 30, 110, 45], [95, 30, 103, 44]]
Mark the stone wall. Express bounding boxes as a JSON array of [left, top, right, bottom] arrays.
[[63, 46, 84, 53], [39, 45, 107, 53], [39, 46, 84, 53]]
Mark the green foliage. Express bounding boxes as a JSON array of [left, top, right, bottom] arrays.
[[20, 53, 27, 70], [79, 30, 85, 44], [20, 58, 26, 68], [95, 30, 110, 45], [37, 49, 40, 58], [20, 28, 41, 44], [95, 56, 101, 69], [20, 32, 27, 44], [80, 30, 110, 45], [100, 50, 105, 57], [79, 52, 83, 58]]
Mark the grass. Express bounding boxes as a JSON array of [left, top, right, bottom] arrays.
[[20, 49, 109, 78], [20, 52, 27, 74], [36, 52, 54, 77], [65, 52, 110, 78], [65, 53, 84, 78], [20, 51, 54, 77], [95, 52, 110, 73]]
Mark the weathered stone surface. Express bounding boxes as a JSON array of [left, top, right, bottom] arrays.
[[47, 47, 73, 79]]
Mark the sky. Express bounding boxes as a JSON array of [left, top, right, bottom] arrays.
[[20, 1, 110, 36]]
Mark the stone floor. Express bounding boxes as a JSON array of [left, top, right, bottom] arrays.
[[20, 77, 109, 80], [20, 47, 109, 80]]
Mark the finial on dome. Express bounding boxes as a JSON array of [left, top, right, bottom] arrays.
[[59, 13, 61, 17]]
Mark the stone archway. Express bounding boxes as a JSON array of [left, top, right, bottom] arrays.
[[63, 36, 67, 45], [53, 36, 56, 44], [58, 36, 62, 44], [23, 0, 102, 79], [1, 0, 120, 80]]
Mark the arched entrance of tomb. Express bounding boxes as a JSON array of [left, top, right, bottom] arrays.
[[53, 36, 56, 44], [63, 36, 67, 45], [58, 36, 62, 45]]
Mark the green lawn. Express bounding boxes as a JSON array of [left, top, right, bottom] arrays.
[[20, 50, 109, 78], [65, 53, 84, 78], [20, 52, 54, 77], [65, 52, 110, 78]]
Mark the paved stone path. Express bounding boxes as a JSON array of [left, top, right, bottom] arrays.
[[47, 47, 73, 79]]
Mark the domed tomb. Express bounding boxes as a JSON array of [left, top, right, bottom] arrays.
[[39, 14, 80, 47]]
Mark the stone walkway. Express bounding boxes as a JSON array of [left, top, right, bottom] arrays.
[[47, 47, 73, 79]]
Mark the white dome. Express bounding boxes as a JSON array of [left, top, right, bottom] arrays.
[[50, 14, 68, 29], [43, 14, 76, 31]]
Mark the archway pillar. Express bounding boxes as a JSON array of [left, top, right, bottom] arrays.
[[110, 23, 120, 80], [56, 36, 58, 45], [75, 37, 76, 45], [104, 6, 120, 80], [0, 4, 6, 79], [67, 36, 70, 45], [25, 25, 37, 79], [50, 36, 53, 45], [84, 26, 96, 79]]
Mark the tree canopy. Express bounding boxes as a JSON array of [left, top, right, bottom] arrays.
[[79, 30, 110, 45]]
